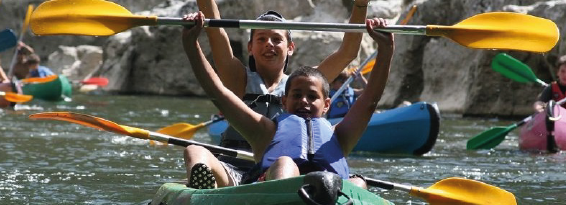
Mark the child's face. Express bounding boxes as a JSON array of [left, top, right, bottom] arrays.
[[558, 64, 566, 85], [248, 29, 294, 72], [282, 76, 330, 119]]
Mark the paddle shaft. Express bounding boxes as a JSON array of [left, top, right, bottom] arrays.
[[145, 129, 254, 161], [329, 51, 378, 104], [366, 177, 413, 192], [161, 18, 426, 34]]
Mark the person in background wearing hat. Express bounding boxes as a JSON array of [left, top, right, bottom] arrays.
[[192, 0, 371, 186], [533, 55, 566, 112]]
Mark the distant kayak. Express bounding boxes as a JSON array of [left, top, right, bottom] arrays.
[[22, 75, 72, 101], [519, 101, 566, 152], [208, 102, 440, 155]]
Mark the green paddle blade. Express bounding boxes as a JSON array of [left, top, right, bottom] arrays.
[[491, 53, 542, 84], [466, 126, 516, 150]]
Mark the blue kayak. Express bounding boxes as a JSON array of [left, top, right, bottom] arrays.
[[208, 101, 440, 155]]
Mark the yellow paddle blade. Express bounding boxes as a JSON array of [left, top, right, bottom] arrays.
[[426, 12, 559, 53], [399, 5, 417, 25], [410, 177, 517, 205], [1, 91, 33, 103], [361, 59, 375, 75], [22, 4, 34, 36], [21, 75, 58, 84], [29, 112, 150, 139], [30, 0, 157, 36], [157, 123, 205, 140]]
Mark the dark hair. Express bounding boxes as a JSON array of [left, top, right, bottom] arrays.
[[26, 54, 40, 64], [250, 10, 292, 43], [333, 70, 349, 83], [285, 66, 330, 99]]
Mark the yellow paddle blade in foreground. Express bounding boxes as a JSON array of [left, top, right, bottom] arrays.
[[29, 112, 150, 139], [31, 0, 156, 36], [0, 91, 33, 103], [426, 12, 558, 53], [157, 123, 205, 140], [21, 75, 58, 84], [410, 177, 516, 205]]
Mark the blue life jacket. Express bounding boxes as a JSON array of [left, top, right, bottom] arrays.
[[28, 65, 55, 78], [259, 113, 350, 179], [327, 87, 356, 118]]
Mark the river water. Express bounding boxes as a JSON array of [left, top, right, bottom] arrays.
[[1, 94, 565, 204]]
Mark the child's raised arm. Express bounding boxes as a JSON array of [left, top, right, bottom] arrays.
[[181, 12, 276, 161], [196, 0, 247, 98], [335, 18, 395, 156], [317, 0, 369, 82]]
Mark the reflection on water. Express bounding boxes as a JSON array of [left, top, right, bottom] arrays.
[[1, 94, 565, 204]]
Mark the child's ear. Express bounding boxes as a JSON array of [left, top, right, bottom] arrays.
[[323, 97, 330, 113], [287, 42, 295, 56], [247, 41, 253, 54]]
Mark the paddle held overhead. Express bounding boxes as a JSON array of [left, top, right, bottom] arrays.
[[30, 0, 558, 52]]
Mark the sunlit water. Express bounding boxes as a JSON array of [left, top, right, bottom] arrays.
[[1, 94, 565, 204]]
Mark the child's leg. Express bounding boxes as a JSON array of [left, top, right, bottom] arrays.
[[184, 145, 234, 187], [265, 156, 300, 180]]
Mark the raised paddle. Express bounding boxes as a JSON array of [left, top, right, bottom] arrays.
[[0, 91, 33, 103], [30, 0, 558, 52], [28, 112, 254, 161], [28, 111, 516, 204], [467, 97, 566, 150], [0, 29, 17, 53], [151, 116, 225, 144], [329, 51, 377, 104], [366, 177, 516, 204], [491, 53, 548, 87], [7, 4, 34, 79]]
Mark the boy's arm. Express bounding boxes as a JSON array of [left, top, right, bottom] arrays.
[[335, 18, 394, 156], [317, 0, 368, 82], [197, 0, 247, 98], [182, 12, 275, 161], [0, 63, 9, 83]]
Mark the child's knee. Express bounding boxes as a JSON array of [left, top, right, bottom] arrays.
[[184, 145, 211, 160]]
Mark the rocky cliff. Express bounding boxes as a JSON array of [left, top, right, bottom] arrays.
[[1, 0, 565, 116]]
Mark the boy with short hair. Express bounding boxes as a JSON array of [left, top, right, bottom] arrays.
[[181, 11, 394, 188], [25, 54, 55, 78]]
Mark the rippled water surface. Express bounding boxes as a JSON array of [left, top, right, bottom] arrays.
[[1, 94, 565, 204]]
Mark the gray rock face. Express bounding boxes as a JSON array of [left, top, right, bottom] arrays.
[[1, 0, 565, 116]]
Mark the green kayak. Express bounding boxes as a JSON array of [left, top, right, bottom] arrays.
[[22, 75, 72, 101], [150, 172, 394, 205]]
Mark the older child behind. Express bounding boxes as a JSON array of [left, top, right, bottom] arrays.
[[181, 12, 394, 188]]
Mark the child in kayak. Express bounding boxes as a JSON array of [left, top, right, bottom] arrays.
[[195, 0, 370, 183], [24, 54, 55, 78], [533, 54, 566, 112], [327, 69, 367, 118], [181, 12, 393, 188]]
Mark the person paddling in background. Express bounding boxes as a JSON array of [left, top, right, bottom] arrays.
[[196, 0, 370, 185], [328, 68, 367, 118], [181, 12, 394, 188], [13, 41, 35, 79], [24, 54, 55, 78], [533, 54, 566, 112]]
